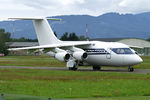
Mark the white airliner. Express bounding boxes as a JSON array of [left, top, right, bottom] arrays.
[[8, 17, 143, 72]]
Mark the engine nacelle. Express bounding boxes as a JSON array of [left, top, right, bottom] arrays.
[[55, 52, 70, 62], [46, 51, 55, 57], [73, 51, 88, 61]]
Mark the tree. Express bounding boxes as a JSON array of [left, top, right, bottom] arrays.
[[147, 38, 150, 42], [54, 31, 57, 37], [0, 29, 9, 55], [60, 32, 69, 41], [60, 32, 88, 41], [68, 32, 79, 41], [4, 32, 11, 42], [79, 35, 87, 41], [10, 37, 38, 42], [60, 32, 87, 41]]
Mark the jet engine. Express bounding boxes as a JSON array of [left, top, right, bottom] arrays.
[[73, 51, 88, 61], [55, 52, 70, 62], [46, 51, 55, 57]]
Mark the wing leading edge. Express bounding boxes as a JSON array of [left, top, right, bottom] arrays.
[[8, 41, 92, 51]]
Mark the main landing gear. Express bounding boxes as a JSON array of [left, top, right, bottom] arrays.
[[128, 66, 134, 72], [67, 59, 78, 71], [93, 66, 101, 71], [69, 67, 78, 71]]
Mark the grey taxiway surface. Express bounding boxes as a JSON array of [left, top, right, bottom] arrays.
[[0, 66, 150, 74]]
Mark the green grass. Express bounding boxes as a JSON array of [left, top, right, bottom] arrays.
[[0, 56, 150, 99], [134, 56, 150, 69], [2, 94, 47, 100], [0, 55, 150, 69], [0, 69, 150, 99], [0, 55, 66, 67], [3, 95, 150, 100]]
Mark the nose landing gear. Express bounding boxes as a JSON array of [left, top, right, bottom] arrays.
[[128, 66, 134, 72]]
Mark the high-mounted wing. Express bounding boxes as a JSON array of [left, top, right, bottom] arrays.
[[8, 41, 92, 51]]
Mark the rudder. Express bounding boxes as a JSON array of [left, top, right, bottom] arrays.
[[33, 18, 61, 45]]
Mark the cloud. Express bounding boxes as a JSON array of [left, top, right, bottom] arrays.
[[59, 0, 84, 5], [0, 0, 150, 17], [119, 0, 150, 13], [13, 0, 84, 9]]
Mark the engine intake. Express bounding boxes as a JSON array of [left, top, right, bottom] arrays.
[[73, 51, 88, 61], [55, 52, 70, 62]]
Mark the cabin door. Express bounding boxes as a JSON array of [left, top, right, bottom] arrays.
[[106, 48, 111, 59]]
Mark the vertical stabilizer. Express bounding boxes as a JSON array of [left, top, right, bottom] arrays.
[[33, 18, 61, 45], [8, 17, 62, 45]]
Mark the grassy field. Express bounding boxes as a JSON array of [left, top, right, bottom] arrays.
[[136, 56, 150, 69], [0, 55, 150, 69], [0, 56, 150, 99], [0, 69, 150, 99], [3, 95, 150, 100], [0, 55, 66, 67]]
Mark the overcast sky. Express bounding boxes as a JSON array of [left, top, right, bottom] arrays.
[[0, 0, 150, 17]]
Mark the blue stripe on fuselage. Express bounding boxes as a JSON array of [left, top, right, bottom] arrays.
[[83, 49, 109, 55]]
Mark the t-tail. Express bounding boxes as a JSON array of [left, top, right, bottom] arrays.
[[9, 17, 62, 45]]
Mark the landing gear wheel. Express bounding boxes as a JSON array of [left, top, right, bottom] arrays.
[[69, 67, 78, 71], [67, 60, 78, 71], [128, 67, 134, 72], [93, 66, 101, 71]]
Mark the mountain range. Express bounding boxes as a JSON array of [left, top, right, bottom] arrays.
[[1, 12, 150, 39]]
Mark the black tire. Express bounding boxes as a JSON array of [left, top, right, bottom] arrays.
[[69, 67, 72, 70], [128, 67, 134, 72], [72, 67, 78, 71], [93, 66, 101, 71], [69, 67, 78, 71], [130, 68, 134, 72]]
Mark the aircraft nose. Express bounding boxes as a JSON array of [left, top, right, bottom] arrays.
[[134, 56, 143, 64], [123, 55, 143, 66]]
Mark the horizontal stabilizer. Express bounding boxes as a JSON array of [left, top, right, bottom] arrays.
[[8, 17, 62, 21]]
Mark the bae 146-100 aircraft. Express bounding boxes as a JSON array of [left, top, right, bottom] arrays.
[[8, 17, 143, 72]]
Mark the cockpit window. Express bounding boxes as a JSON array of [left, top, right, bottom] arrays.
[[111, 48, 134, 54]]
